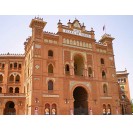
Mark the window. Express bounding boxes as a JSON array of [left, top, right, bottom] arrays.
[[101, 58, 104, 64], [9, 75, 14, 82], [103, 104, 106, 115], [103, 84, 108, 94], [14, 62, 17, 69], [48, 80, 53, 90], [10, 63, 13, 69], [124, 78, 126, 83], [15, 75, 20, 82], [48, 50, 53, 57], [107, 104, 111, 115], [122, 95, 126, 99], [15, 87, 19, 93], [65, 64, 70, 75], [0, 75, 3, 82], [45, 103, 50, 115], [102, 70, 106, 79], [9, 87, 13, 93], [88, 67, 92, 77], [0, 63, 4, 69], [18, 64, 21, 69], [51, 103, 57, 115], [0, 87, 2, 93], [121, 86, 125, 91], [48, 64, 53, 73]]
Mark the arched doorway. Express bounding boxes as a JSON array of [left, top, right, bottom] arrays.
[[73, 87, 88, 115], [3, 101, 16, 115]]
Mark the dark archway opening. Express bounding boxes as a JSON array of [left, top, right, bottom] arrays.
[[74, 55, 84, 76], [3, 101, 16, 115], [73, 87, 88, 115]]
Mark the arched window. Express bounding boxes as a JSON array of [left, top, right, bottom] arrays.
[[9, 87, 13, 93], [15, 75, 20, 82], [74, 54, 84, 76], [103, 84, 108, 94], [10, 63, 13, 69], [88, 67, 92, 77], [9, 75, 14, 82], [14, 62, 17, 69], [45, 103, 50, 115], [0, 87, 2, 93], [65, 64, 70, 75], [48, 80, 53, 90], [48, 64, 53, 73], [15, 87, 19, 93], [51, 103, 57, 115], [0, 75, 3, 82], [107, 104, 111, 115], [48, 50, 53, 57], [101, 58, 104, 64], [18, 64, 21, 69], [102, 70, 106, 79], [103, 104, 106, 115]]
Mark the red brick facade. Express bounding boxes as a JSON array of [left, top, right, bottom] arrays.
[[0, 17, 132, 115]]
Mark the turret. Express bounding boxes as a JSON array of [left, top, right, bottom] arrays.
[[29, 17, 47, 40], [99, 33, 115, 53]]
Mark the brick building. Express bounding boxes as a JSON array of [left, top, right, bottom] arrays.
[[0, 17, 132, 115], [116, 69, 132, 114]]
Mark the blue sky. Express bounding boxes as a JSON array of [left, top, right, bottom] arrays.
[[0, 15, 133, 99]]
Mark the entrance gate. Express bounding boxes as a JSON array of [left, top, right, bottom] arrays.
[[3, 101, 16, 115], [73, 87, 88, 115]]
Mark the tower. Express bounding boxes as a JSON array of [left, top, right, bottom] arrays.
[[24, 17, 47, 114]]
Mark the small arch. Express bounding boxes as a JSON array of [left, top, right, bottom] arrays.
[[102, 70, 106, 79], [15, 75, 20, 82], [48, 64, 53, 73], [101, 58, 105, 64], [48, 50, 53, 57], [107, 104, 111, 115], [51, 103, 57, 115], [44, 103, 50, 115], [9, 87, 13, 93], [0, 87, 2, 93], [15, 87, 19, 93], [65, 64, 70, 75], [103, 104, 106, 115], [48, 80, 53, 90], [0, 74, 3, 82], [9, 75, 14, 82]]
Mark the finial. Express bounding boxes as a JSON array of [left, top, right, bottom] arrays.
[[91, 27, 93, 31]]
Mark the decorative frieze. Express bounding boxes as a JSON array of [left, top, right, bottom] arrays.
[[63, 38, 92, 49], [69, 81, 91, 91]]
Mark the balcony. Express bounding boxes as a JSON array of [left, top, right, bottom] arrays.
[[0, 93, 25, 97]]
